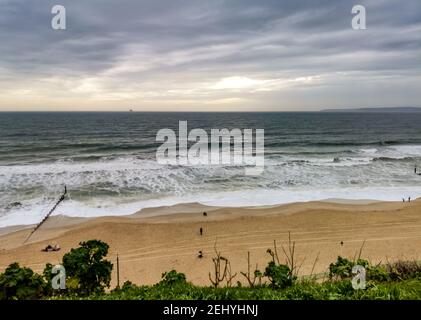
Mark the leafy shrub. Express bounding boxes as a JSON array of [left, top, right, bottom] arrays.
[[121, 280, 137, 291], [158, 270, 187, 286], [43, 263, 53, 283], [109, 280, 141, 298], [366, 264, 390, 282], [329, 256, 354, 280], [329, 256, 391, 283], [42, 263, 55, 296], [62, 239, 113, 295], [0, 263, 46, 300], [264, 261, 295, 289]]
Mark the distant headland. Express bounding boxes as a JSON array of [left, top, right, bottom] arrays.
[[321, 107, 421, 113]]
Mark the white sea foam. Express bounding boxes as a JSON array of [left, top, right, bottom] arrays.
[[1, 185, 421, 228], [1, 145, 421, 228]]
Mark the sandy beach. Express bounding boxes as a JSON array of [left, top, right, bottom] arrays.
[[1, 199, 421, 287]]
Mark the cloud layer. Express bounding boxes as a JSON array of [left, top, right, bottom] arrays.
[[0, 0, 420, 111]]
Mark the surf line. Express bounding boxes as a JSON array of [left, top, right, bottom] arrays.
[[24, 186, 67, 244]]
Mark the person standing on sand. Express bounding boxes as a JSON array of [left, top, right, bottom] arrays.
[[408, 197, 411, 203]]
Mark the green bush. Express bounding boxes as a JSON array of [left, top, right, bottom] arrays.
[[0, 263, 47, 300], [121, 280, 137, 291], [42, 263, 69, 297], [329, 256, 354, 280], [62, 240, 113, 295], [158, 270, 187, 286], [264, 261, 295, 289], [329, 256, 390, 283], [367, 264, 390, 282]]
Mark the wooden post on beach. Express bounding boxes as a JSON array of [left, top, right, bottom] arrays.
[[116, 254, 120, 289]]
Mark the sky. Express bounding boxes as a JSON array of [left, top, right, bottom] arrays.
[[0, 0, 420, 112]]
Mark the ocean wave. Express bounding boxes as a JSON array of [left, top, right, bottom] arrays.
[[372, 157, 415, 162], [265, 140, 420, 148], [2, 144, 421, 227]]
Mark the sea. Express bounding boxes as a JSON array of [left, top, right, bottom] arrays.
[[1, 111, 421, 227]]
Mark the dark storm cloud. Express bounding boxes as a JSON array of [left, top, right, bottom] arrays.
[[0, 0, 420, 110]]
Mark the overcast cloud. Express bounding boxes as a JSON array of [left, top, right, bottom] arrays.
[[0, 0, 420, 111]]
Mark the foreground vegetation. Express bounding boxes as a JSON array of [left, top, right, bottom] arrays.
[[1, 238, 421, 300], [99, 277, 421, 300]]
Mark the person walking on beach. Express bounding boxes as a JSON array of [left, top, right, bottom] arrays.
[[199, 227, 203, 236], [408, 197, 411, 203]]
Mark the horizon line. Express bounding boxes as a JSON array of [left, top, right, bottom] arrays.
[[1, 107, 420, 113]]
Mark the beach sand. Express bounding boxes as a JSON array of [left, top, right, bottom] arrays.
[[1, 199, 421, 287]]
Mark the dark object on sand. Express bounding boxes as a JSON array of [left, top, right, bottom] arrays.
[[340, 241, 344, 246], [203, 212, 207, 216], [200, 227, 203, 236], [42, 244, 60, 252], [408, 197, 411, 203], [198, 251, 203, 259]]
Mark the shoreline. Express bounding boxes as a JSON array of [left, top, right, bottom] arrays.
[[2, 185, 420, 228], [1, 198, 420, 286], [0, 198, 384, 236]]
